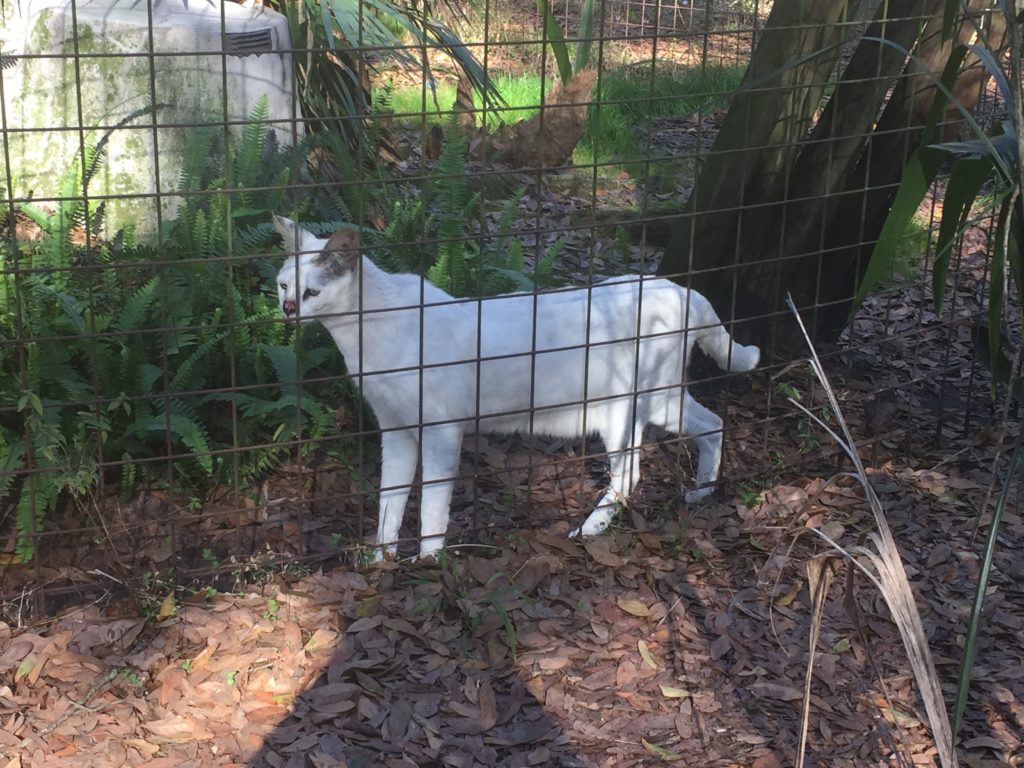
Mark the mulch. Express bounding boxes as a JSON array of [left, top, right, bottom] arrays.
[[2, 231, 1024, 766], [3, 42, 1024, 768], [2, 446, 1022, 767]]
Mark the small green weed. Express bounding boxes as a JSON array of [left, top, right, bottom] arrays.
[[797, 406, 835, 456], [737, 484, 762, 507], [264, 597, 281, 621], [119, 669, 144, 688], [775, 381, 802, 401]]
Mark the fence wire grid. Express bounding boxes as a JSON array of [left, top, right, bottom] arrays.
[[0, 0, 1010, 617]]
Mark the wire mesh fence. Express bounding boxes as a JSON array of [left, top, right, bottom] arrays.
[[0, 0, 1010, 619]]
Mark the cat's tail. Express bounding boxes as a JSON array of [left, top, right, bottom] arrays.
[[688, 290, 761, 372]]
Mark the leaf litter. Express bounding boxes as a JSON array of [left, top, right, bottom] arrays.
[[3, 441, 1023, 768], [2, 204, 1024, 765]]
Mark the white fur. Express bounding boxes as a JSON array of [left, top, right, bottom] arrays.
[[273, 216, 760, 559]]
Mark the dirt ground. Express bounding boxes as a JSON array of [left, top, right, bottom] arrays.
[[1, 231, 1023, 767]]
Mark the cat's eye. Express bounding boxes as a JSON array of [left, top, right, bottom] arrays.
[[303, 288, 320, 299], [279, 282, 287, 291]]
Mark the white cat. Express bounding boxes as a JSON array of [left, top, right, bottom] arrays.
[[273, 216, 759, 560]]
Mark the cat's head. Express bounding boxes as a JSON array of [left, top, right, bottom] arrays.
[[273, 215, 361, 323]]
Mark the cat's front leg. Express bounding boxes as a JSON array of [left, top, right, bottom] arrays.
[[570, 489, 626, 537], [417, 423, 463, 560], [571, 419, 644, 537], [375, 428, 419, 560]]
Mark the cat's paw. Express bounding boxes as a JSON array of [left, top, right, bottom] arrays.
[[362, 543, 396, 565], [418, 541, 445, 561], [569, 509, 614, 538], [684, 486, 715, 504]]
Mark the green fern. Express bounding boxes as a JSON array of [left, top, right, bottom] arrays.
[[15, 470, 59, 561], [369, 122, 566, 299], [127, 414, 215, 476], [120, 452, 136, 499], [114, 276, 160, 332], [169, 327, 229, 392], [1, 99, 362, 556], [0, 436, 25, 503], [234, 96, 270, 205], [16, 106, 158, 280]]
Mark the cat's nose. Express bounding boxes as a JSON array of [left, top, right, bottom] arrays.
[[282, 299, 297, 316]]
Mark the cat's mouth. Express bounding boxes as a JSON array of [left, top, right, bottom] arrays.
[[282, 300, 318, 324]]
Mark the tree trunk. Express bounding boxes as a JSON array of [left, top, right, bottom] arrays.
[[658, 0, 1001, 355]]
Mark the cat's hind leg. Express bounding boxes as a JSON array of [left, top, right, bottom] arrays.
[[648, 389, 723, 502], [376, 427, 419, 559], [681, 392, 723, 502], [418, 423, 464, 559], [572, 403, 644, 537]]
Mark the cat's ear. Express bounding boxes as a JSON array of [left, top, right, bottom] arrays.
[[315, 226, 361, 278], [272, 215, 303, 252], [324, 226, 360, 254]]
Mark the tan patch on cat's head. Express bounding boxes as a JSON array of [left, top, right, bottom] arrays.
[[315, 225, 361, 279]]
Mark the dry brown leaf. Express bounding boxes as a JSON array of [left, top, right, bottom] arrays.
[[658, 684, 691, 699], [143, 716, 201, 742], [709, 634, 732, 660], [478, 678, 498, 731], [775, 584, 801, 607], [879, 707, 922, 729], [749, 682, 803, 701], [304, 628, 340, 654], [617, 598, 651, 618], [616, 658, 639, 688], [584, 539, 627, 568], [155, 591, 176, 621], [638, 640, 658, 670], [538, 657, 571, 671]]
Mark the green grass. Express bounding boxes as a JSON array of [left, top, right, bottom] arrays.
[[382, 61, 746, 175], [386, 73, 552, 129], [599, 62, 746, 120], [892, 215, 929, 282], [580, 62, 747, 162]]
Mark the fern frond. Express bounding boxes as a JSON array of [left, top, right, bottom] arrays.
[[114, 276, 159, 332], [127, 413, 215, 475], [177, 128, 218, 195], [261, 343, 301, 394], [16, 202, 54, 234], [235, 222, 276, 253], [15, 470, 59, 561], [234, 95, 270, 201], [169, 328, 228, 391], [238, 445, 286, 484], [191, 208, 210, 256], [120, 452, 136, 498], [135, 362, 163, 394], [533, 239, 566, 288], [84, 104, 160, 191], [0, 437, 26, 503]]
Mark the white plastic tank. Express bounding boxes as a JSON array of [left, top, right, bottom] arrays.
[[1, 0, 296, 237]]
